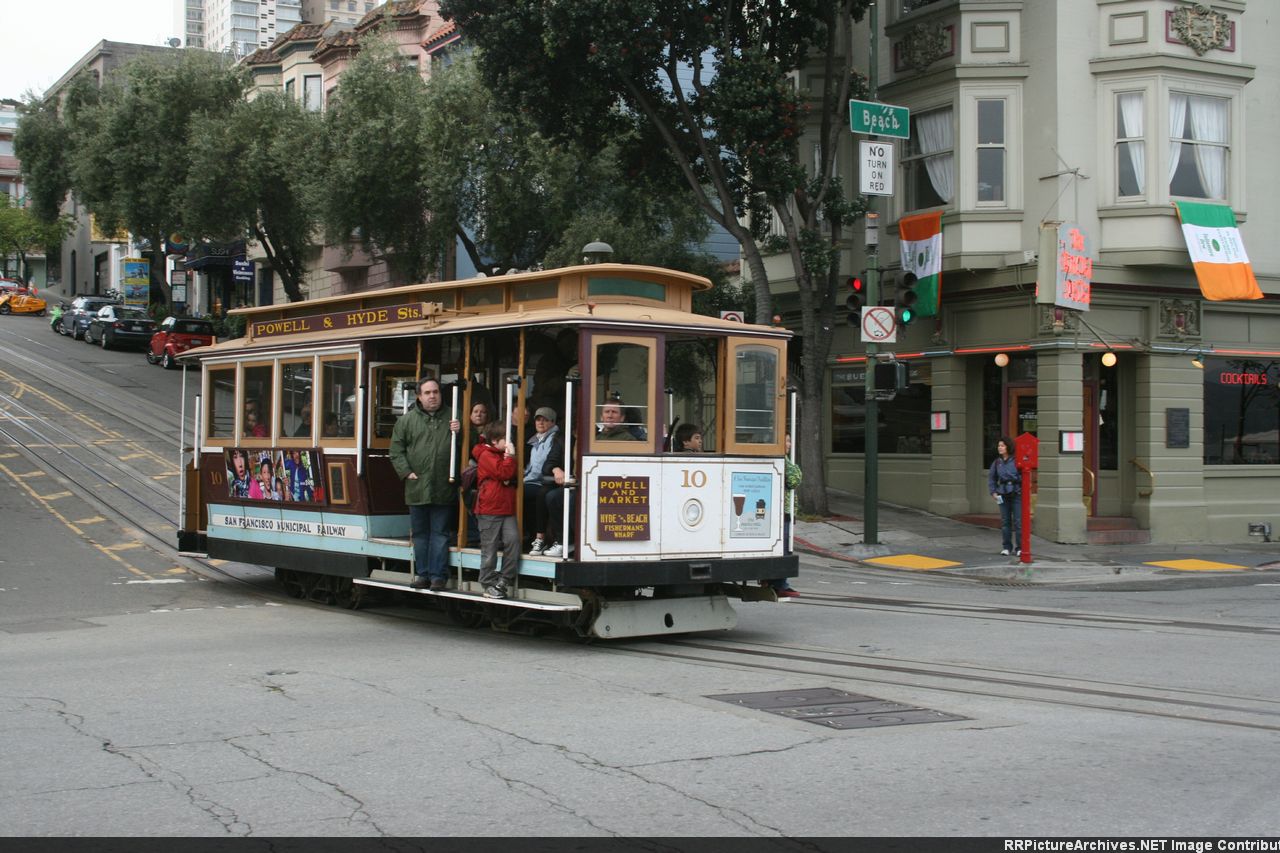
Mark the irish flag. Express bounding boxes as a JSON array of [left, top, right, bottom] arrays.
[[1174, 201, 1262, 301], [899, 211, 942, 316]]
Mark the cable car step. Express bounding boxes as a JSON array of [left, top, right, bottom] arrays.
[[353, 577, 582, 611]]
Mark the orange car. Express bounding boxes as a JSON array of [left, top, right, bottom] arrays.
[[0, 291, 48, 315]]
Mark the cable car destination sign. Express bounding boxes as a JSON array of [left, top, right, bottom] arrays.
[[247, 301, 440, 341]]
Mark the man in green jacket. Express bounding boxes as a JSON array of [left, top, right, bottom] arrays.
[[391, 377, 461, 590]]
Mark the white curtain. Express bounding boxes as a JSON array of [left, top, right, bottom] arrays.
[[1168, 93, 1187, 185], [1118, 92, 1145, 195], [1188, 95, 1227, 198], [917, 108, 954, 203]]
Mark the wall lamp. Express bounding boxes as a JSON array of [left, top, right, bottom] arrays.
[[1101, 350, 1118, 368], [994, 352, 1010, 368]]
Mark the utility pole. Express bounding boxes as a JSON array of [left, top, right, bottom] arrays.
[[862, 0, 880, 544]]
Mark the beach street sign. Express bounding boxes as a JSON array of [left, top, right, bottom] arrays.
[[850, 99, 910, 139]]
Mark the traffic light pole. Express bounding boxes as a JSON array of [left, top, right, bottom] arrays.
[[864, 224, 879, 545], [862, 1, 881, 545]]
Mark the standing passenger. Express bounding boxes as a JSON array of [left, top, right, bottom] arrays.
[[390, 378, 461, 590], [764, 433, 801, 597], [473, 422, 520, 598]]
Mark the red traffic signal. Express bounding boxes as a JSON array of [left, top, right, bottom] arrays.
[[846, 276, 865, 324]]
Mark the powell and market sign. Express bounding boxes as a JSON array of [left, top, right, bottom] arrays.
[[247, 302, 440, 341]]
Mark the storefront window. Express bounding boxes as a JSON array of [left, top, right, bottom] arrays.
[[1203, 357, 1280, 465], [830, 362, 933, 454]]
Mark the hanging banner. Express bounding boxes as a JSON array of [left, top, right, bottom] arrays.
[[1174, 201, 1262, 301], [899, 210, 942, 316]]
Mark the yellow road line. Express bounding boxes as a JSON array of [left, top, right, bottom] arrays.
[[119, 452, 148, 461], [863, 554, 964, 571], [0, 460, 151, 579], [1145, 558, 1247, 572], [36, 491, 73, 500]]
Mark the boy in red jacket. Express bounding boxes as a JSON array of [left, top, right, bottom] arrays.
[[472, 421, 520, 598]]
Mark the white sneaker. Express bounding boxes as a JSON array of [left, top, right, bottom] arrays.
[[529, 537, 546, 555], [1000, 549, 1010, 556], [544, 542, 563, 558]]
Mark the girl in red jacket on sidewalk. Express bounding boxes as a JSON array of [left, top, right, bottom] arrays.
[[472, 421, 520, 599]]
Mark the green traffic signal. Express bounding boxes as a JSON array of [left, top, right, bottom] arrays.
[[894, 272, 918, 325]]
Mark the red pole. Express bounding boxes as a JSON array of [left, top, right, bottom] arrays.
[[1019, 463, 1032, 563]]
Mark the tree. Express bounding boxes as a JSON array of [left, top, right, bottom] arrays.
[[62, 51, 246, 307], [0, 197, 73, 282], [441, 0, 870, 514], [184, 93, 323, 303], [319, 36, 435, 284], [422, 53, 734, 284]]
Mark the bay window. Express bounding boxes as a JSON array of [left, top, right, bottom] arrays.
[[1169, 93, 1228, 200], [903, 106, 954, 211], [1116, 92, 1145, 198], [976, 99, 1005, 203]]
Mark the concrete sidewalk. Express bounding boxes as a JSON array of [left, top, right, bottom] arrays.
[[793, 491, 1280, 589]]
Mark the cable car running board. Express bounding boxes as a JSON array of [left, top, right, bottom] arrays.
[[353, 577, 582, 611]]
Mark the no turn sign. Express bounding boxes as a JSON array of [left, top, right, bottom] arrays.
[[861, 306, 897, 343]]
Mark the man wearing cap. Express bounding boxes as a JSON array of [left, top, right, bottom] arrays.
[[523, 406, 566, 555]]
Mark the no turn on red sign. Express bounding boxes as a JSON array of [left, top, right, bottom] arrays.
[[861, 306, 897, 343]]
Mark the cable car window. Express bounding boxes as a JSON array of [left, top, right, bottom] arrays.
[[461, 285, 504, 309], [371, 364, 418, 442], [665, 336, 718, 451], [732, 345, 778, 445], [208, 366, 235, 440], [587, 277, 666, 302], [512, 279, 558, 303], [321, 357, 357, 440], [242, 363, 274, 440], [279, 359, 313, 440], [594, 339, 651, 444]]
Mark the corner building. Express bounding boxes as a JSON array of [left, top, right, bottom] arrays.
[[782, 1, 1279, 544]]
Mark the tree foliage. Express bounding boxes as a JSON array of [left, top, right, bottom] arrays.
[[61, 51, 246, 305], [0, 196, 73, 282], [319, 36, 434, 284], [184, 93, 323, 302], [442, 0, 871, 513], [422, 53, 734, 287]]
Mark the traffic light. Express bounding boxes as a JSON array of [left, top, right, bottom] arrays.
[[846, 275, 865, 324], [894, 272, 918, 326]]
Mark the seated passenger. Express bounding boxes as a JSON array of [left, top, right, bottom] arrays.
[[672, 423, 703, 452], [596, 401, 637, 441], [244, 399, 268, 438], [523, 406, 565, 554], [293, 403, 313, 438]]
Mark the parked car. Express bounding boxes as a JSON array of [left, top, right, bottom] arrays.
[[0, 291, 47, 315], [86, 305, 156, 350], [59, 295, 118, 339], [147, 316, 215, 369], [0, 277, 30, 295]]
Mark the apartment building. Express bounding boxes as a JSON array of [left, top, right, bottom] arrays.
[[768, 0, 1278, 544]]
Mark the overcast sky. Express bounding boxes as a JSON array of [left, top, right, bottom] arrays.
[[1, 0, 175, 100]]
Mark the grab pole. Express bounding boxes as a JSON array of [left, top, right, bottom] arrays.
[[559, 374, 577, 560], [788, 388, 797, 554]]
